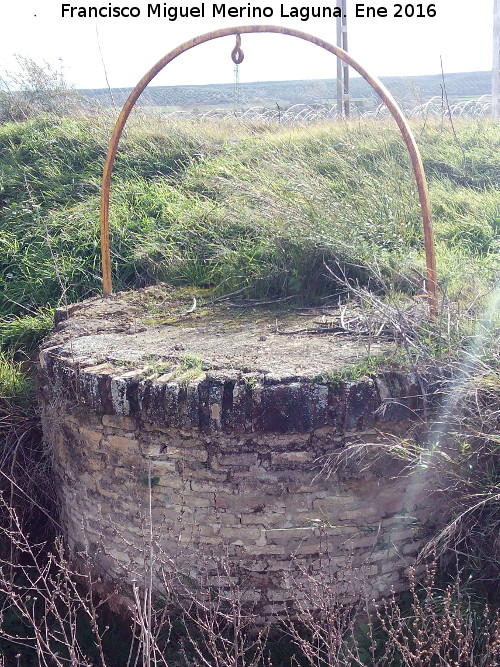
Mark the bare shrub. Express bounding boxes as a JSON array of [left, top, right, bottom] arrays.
[[0, 55, 86, 123], [0, 497, 110, 666], [281, 552, 367, 667], [0, 488, 499, 666], [280, 553, 500, 667], [373, 564, 500, 666], [170, 556, 272, 667]]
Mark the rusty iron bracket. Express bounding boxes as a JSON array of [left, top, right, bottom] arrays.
[[100, 25, 438, 315]]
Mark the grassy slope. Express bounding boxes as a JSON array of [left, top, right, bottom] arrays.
[[0, 115, 498, 369]]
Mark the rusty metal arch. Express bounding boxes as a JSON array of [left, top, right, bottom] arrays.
[[100, 25, 437, 313]]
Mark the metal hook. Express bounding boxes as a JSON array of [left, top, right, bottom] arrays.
[[231, 34, 244, 64]]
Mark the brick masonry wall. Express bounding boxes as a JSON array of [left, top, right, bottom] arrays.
[[39, 347, 443, 616]]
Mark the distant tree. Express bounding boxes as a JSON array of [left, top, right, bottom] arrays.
[[0, 55, 85, 122]]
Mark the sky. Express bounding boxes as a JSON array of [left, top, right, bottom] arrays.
[[0, 0, 495, 90]]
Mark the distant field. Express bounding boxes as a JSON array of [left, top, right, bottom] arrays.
[[80, 71, 491, 111]]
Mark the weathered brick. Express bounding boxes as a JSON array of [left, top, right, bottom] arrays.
[[312, 497, 352, 512], [220, 527, 262, 542], [142, 443, 163, 457], [289, 542, 323, 555], [217, 452, 258, 466], [338, 507, 377, 521], [265, 527, 315, 541], [199, 536, 223, 545], [244, 545, 286, 556], [389, 529, 419, 543], [107, 435, 139, 452], [96, 484, 120, 500], [272, 451, 315, 465], [155, 475, 188, 490], [84, 456, 105, 472], [102, 414, 135, 430], [190, 480, 233, 493], [382, 561, 401, 574], [402, 540, 424, 555], [240, 513, 284, 527], [79, 427, 103, 445], [344, 536, 378, 550], [150, 460, 177, 474], [167, 446, 208, 462], [213, 511, 241, 525]]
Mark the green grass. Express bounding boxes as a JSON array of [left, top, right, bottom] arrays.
[[311, 354, 391, 388], [0, 353, 31, 404], [0, 309, 53, 353], [0, 115, 498, 317]]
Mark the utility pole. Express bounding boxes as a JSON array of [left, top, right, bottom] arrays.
[[494, 0, 500, 118], [336, 0, 350, 117]]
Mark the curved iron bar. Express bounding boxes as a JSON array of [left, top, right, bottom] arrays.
[[100, 25, 438, 314]]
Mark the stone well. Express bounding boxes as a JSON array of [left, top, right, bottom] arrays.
[[39, 286, 441, 615]]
